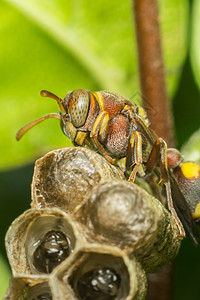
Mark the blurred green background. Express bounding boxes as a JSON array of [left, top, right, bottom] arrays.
[[0, 0, 200, 298]]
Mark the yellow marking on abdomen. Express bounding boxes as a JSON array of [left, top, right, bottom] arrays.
[[192, 202, 200, 219], [181, 162, 200, 180]]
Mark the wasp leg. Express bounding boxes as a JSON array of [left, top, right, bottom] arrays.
[[165, 181, 185, 239], [75, 131, 89, 146], [146, 138, 185, 239], [127, 131, 143, 182], [90, 111, 116, 164]]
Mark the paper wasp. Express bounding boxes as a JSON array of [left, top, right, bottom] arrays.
[[16, 89, 199, 244]]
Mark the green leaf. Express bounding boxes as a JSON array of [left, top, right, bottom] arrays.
[[1, 0, 189, 169], [159, 0, 189, 94], [191, 0, 200, 91], [181, 128, 200, 163], [0, 254, 11, 299]]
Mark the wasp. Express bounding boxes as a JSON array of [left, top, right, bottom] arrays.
[[16, 89, 199, 244]]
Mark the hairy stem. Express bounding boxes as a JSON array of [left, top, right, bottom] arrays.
[[133, 0, 175, 147], [133, 0, 176, 298]]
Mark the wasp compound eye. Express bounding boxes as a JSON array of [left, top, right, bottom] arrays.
[[77, 267, 121, 300], [33, 230, 70, 273], [69, 89, 90, 128]]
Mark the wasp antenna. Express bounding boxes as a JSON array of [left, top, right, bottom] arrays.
[[40, 90, 60, 101], [40, 90, 66, 116], [16, 113, 61, 141]]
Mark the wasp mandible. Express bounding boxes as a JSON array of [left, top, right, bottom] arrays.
[[16, 89, 199, 244]]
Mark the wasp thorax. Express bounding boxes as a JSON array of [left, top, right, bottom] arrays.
[[68, 89, 90, 128]]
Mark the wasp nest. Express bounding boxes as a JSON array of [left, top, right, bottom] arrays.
[[49, 244, 146, 300], [4, 276, 51, 300], [5, 147, 181, 299], [73, 181, 180, 272], [5, 207, 77, 276], [31, 147, 124, 213]]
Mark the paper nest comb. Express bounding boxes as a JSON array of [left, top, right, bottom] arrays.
[[4, 147, 181, 300]]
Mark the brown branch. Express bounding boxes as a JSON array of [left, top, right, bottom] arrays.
[[146, 264, 174, 300], [133, 0, 177, 299], [133, 0, 175, 147]]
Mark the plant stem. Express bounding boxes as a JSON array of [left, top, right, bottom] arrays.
[[146, 264, 174, 300], [133, 0, 175, 147], [133, 0, 176, 299]]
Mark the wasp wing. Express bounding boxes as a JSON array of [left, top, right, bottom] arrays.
[[169, 170, 198, 245]]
